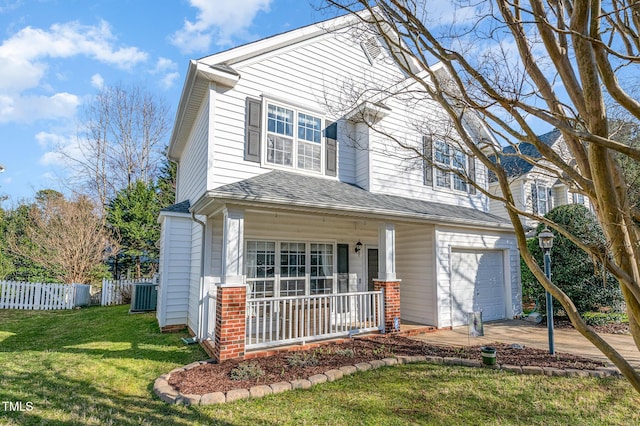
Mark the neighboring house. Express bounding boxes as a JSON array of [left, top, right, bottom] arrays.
[[488, 129, 592, 232], [157, 11, 521, 361]]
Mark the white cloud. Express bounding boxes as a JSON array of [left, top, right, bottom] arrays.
[[0, 20, 148, 123], [171, 0, 272, 53], [0, 92, 79, 123], [159, 72, 180, 90], [91, 73, 105, 90], [0, 21, 148, 71], [151, 57, 180, 89]]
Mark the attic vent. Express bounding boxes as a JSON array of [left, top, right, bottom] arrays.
[[361, 36, 382, 65]]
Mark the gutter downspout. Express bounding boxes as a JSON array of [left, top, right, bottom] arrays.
[[191, 212, 206, 342]]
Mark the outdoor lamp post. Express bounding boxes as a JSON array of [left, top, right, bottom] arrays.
[[538, 227, 555, 355]]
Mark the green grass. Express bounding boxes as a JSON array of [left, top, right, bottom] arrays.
[[1, 306, 639, 425]]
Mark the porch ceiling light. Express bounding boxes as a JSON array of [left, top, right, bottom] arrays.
[[355, 241, 363, 254], [537, 227, 555, 250]]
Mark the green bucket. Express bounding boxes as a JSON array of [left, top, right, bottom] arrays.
[[480, 346, 497, 365]]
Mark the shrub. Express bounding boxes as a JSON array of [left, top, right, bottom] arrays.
[[286, 352, 318, 367], [582, 312, 628, 326], [522, 204, 624, 315], [335, 348, 355, 358], [229, 362, 264, 381]]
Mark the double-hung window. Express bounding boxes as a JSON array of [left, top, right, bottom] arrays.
[[434, 141, 468, 192], [531, 184, 551, 215], [266, 103, 322, 173], [246, 241, 276, 298], [246, 240, 335, 298]]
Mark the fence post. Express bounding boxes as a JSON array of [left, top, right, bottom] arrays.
[[101, 278, 107, 306]]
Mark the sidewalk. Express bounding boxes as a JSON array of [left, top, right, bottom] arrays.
[[410, 319, 640, 369]]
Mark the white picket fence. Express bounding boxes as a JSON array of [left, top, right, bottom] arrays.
[[100, 277, 156, 306], [0, 281, 77, 310], [0, 277, 157, 311]]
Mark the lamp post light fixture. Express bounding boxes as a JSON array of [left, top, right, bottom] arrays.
[[538, 227, 555, 355]]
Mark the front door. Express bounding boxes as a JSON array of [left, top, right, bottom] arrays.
[[367, 248, 378, 291]]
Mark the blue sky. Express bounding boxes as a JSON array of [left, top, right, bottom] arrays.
[[0, 0, 325, 206]]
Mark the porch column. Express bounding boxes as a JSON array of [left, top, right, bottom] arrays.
[[214, 284, 246, 361], [221, 208, 244, 285], [374, 280, 401, 334], [376, 222, 400, 333], [378, 223, 396, 281], [214, 207, 247, 361]]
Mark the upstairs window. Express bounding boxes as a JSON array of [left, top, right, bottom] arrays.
[[266, 103, 322, 173], [245, 97, 337, 177], [531, 184, 551, 215], [433, 141, 469, 192]]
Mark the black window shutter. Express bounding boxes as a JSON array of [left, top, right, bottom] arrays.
[[531, 184, 539, 215], [468, 156, 476, 194], [423, 136, 433, 186], [337, 244, 349, 274], [325, 122, 337, 177], [245, 97, 261, 163]]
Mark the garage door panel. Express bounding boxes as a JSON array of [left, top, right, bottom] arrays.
[[451, 250, 505, 326]]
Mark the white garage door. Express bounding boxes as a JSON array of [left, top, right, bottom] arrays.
[[451, 250, 505, 326]]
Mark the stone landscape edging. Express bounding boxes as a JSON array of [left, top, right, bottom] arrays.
[[153, 356, 623, 406]]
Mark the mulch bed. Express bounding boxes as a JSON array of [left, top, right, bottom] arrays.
[[169, 335, 605, 395]]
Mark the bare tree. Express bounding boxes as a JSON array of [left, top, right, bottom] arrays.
[[61, 83, 170, 214], [6, 190, 118, 284], [322, 1, 640, 392]]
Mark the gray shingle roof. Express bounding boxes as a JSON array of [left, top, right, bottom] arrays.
[[208, 170, 511, 228], [160, 200, 190, 214], [499, 129, 562, 178]]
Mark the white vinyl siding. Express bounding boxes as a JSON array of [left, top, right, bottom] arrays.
[[187, 220, 203, 334], [395, 224, 437, 325], [366, 94, 488, 210], [176, 99, 209, 204], [157, 214, 192, 327], [207, 28, 405, 190]]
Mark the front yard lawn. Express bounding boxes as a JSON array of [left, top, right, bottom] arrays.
[[0, 306, 638, 425]]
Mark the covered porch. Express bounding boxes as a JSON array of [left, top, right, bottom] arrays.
[[196, 205, 404, 361]]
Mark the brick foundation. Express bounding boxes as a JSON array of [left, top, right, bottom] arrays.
[[160, 324, 187, 333], [374, 280, 401, 334], [214, 285, 247, 362]]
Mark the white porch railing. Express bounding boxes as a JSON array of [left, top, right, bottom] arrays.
[[246, 291, 384, 350]]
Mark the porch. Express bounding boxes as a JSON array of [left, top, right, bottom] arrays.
[[201, 279, 403, 361]]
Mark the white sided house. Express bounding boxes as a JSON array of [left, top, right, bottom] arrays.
[[157, 13, 521, 361], [488, 129, 593, 232]]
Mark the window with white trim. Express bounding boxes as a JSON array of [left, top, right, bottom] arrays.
[[280, 242, 306, 296], [434, 141, 468, 192], [245, 240, 336, 297], [246, 241, 275, 298], [311, 243, 334, 295], [572, 192, 585, 205], [531, 184, 551, 215], [266, 102, 323, 173]]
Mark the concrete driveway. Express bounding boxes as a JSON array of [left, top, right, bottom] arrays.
[[411, 319, 640, 369]]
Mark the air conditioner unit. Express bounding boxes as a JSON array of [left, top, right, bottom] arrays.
[[130, 283, 158, 313]]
